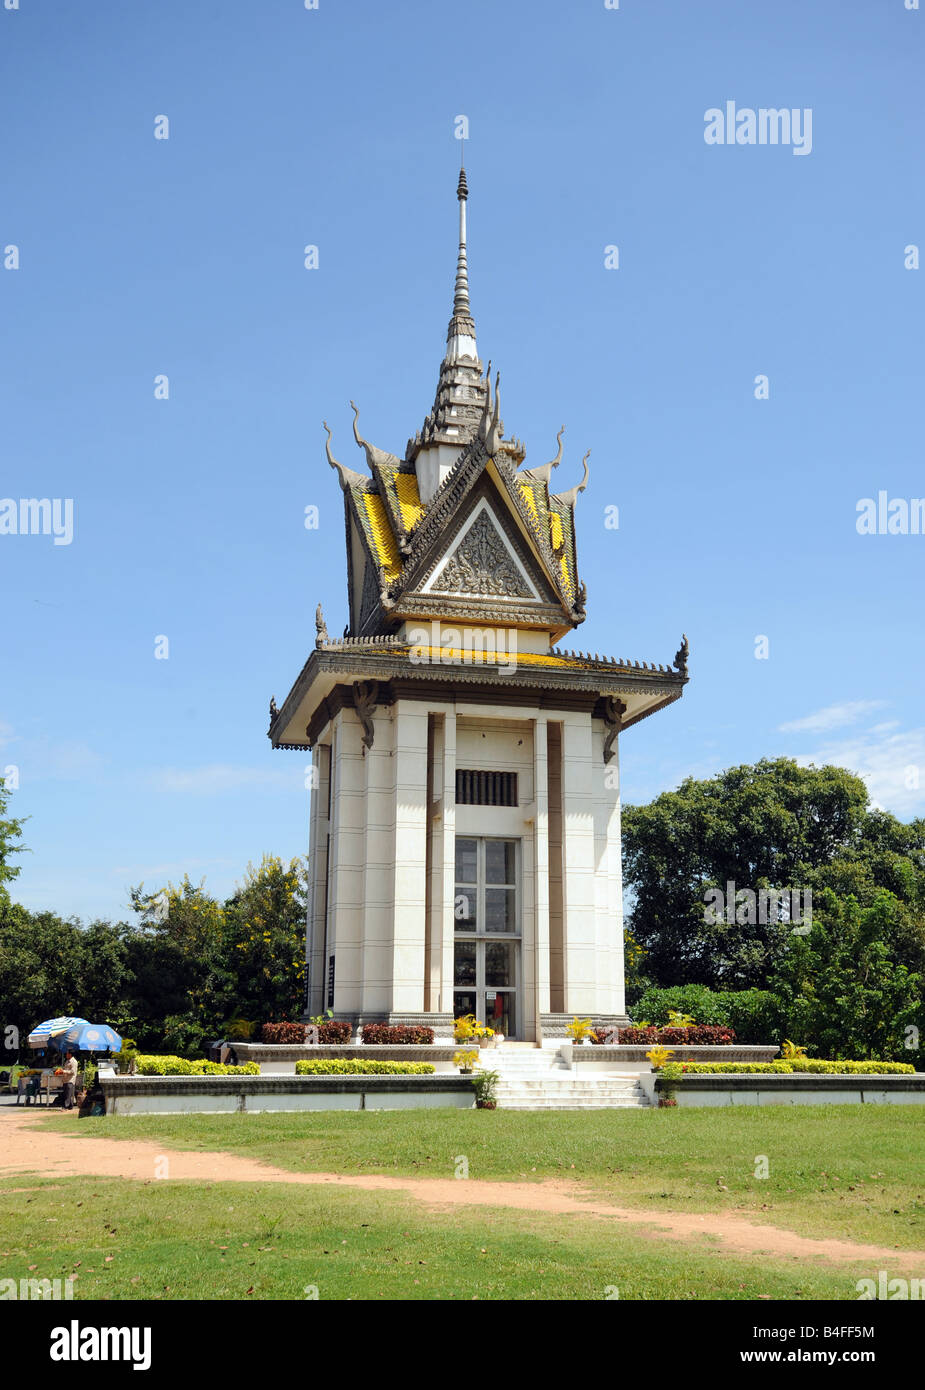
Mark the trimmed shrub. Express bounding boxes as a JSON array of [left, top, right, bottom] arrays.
[[630, 986, 781, 1042], [670, 1060, 915, 1076], [360, 1024, 435, 1045], [593, 1025, 735, 1045], [295, 1059, 436, 1075], [261, 1020, 353, 1044], [261, 1022, 307, 1045], [134, 1054, 260, 1076]]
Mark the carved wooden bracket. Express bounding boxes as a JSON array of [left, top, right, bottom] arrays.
[[602, 697, 626, 765], [353, 679, 379, 751]]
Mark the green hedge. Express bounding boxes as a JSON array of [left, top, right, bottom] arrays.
[[294, 1059, 436, 1076], [134, 1054, 260, 1076], [631, 985, 781, 1042], [662, 1060, 915, 1077]]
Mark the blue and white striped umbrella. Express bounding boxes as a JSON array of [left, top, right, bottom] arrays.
[[59, 1022, 122, 1053], [26, 1016, 90, 1047]]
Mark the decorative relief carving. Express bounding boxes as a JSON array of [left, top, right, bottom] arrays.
[[601, 696, 626, 765], [352, 680, 379, 750], [431, 510, 533, 598]]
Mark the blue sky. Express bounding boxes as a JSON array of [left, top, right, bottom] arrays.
[[2, 0, 923, 924]]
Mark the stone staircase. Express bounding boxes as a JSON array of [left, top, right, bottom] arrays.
[[484, 1044, 650, 1110]]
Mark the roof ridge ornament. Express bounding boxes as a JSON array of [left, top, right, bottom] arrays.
[[551, 449, 590, 507], [519, 426, 565, 489], [485, 371, 503, 454], [323, 421, 367, 491], [315, 603, 328, 648], [673, 633, 690, 678], [349, 400, 401, 473]]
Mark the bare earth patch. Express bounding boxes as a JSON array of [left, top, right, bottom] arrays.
[[3, 1110, 920, 1270]]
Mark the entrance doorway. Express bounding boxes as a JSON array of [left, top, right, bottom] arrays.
[[453, 836, 520, 1039]]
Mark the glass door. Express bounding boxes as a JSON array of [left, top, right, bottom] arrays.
[[453, 837, 520, 1039]]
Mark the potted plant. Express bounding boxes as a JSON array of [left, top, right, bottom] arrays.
[[453, 1049, 479, 1075], [647, 1049, 678, 1107], [454, 1013, 495, 1047], [472, 1069, 499, 1110], [566, 1016, 594, 1045]]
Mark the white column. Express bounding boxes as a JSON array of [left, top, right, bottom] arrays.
[[390, 701, 429, 1012], [560, 712, 597, 1014], [532, 715, 551, 1032], [327, 709, 366, 1015], [439, 709, 457, 1015], [593, 721, 625, 1016], [362, 705, 397, 1015]]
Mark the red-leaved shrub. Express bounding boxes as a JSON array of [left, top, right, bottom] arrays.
[[591, 1025, 736, 1046], [261, 1021, 353, 1045], [361, 1024, 435, 1045], [261, 1022, 308, 1044]]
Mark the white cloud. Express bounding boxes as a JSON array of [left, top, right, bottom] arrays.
[[778, 700, 886, 735], [790, 727, 925, 819], [151, 764, 296, 794]]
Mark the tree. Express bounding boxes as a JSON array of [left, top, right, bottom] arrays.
[[770, 889, 923, 1060], [623, 758, 925, 990], [0, 777, 27, 904], [220, 856, 308, 1024]]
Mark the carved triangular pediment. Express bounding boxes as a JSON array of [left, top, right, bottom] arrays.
[[423, 500, 542, 602]]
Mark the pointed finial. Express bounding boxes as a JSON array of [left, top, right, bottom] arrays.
[[551, 449, 591, 507], [315, 604, 328, 649], [457, 165, 468, 201]]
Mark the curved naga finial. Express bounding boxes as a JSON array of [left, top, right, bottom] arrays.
[[520, 425, 564, 488], [323, 420, 366, 491], [485, 371, 503, 454], [269, 695, 279, 724], [673, 633, 689, 678], [349, 400, 401, 472], [551, 449, 590, 507], [477, 360, 493, 443], [353, 679, 379, 751]]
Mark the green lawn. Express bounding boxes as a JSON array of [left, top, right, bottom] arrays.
[[34, 1105, 925, 1250], [0, 1174, 885, 1302]]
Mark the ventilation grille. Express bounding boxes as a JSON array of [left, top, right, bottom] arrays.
[[455, 770, 518, 807]]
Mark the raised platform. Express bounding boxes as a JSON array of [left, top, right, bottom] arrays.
[[100, 1074, 475, 1115], [658, 1073, 925, 1107]]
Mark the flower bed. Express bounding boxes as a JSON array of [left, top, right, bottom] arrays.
[[663, 1060, 915, 1076], [295, 1059, 436, 1075], [594, 1025, 735, 1046], [261, 1021, 352, 1044], [134, 1054, 260, 1076], [360, 1024, 435, 1045]]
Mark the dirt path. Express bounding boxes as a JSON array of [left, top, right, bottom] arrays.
[[2, 1110, 920, 1269]]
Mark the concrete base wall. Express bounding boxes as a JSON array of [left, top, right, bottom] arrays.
[[101, 1075, 475, 1115], [660, 1075, 925, 1107]]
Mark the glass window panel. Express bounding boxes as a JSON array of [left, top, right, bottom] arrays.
[[454, 887, 476, 932], [453, 990, 477, 1020], [485, 840, 515, 885], [485, 887, 515, 933], [455, 838, 477, 884], [485, 990, 515, 1038], [485, 940, 515, 987], [454, 940, 477, 986]]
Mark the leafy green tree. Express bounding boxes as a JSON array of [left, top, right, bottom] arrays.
[[623, 758, 925, 989], [770, 889, 923, 1061], [220, 856, 308, 1024], [0, 777, 27, 904]]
